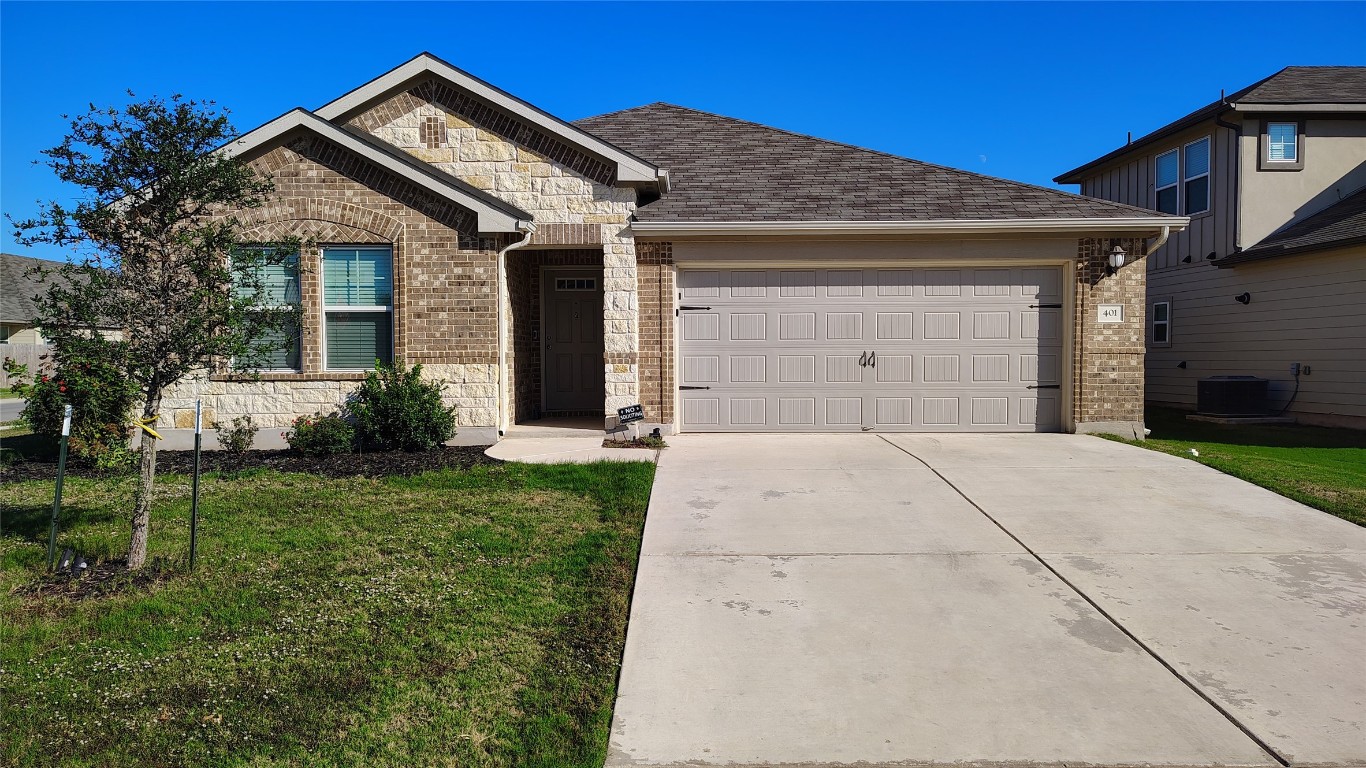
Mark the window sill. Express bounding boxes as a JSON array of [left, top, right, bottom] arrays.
[[212, 371, 369, 382]]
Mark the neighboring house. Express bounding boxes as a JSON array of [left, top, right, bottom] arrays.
[[160, 52, 1188, 442], [1056, 66, 1366, 429], [1, 252, 60, 345]]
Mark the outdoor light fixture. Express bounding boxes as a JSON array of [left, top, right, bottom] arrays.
[[1107, 245, 1127, 276], [1234, 292, 1252, 305]]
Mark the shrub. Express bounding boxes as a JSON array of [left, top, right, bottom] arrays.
[[22, 352, 138, 463], [285, 412, 354, 456], [217, 414, 256, 461], [348, 361, 455, 452]]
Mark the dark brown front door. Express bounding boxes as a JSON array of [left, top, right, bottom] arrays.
[[542, 268, 604, 412]]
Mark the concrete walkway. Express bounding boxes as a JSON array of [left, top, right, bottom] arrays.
[[484, 419, 657, 464], [608, 433, 1366, 767]]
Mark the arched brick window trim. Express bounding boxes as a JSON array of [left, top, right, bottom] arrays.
[[238, 197, 404, 243], [237, 198, 406, 374]]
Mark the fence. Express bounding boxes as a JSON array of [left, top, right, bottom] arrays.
[[0, 343, 53, 389]]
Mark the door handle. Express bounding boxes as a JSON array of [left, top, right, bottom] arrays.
[[858, 351, 867, 367], [869, 351, 876, 368]]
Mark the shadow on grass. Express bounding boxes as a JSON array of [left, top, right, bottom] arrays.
[[2, 503, 126, 543], [1146, 406, 1366, 449]]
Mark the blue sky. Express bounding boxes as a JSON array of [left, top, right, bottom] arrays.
[[3, 1, 1364, 262]]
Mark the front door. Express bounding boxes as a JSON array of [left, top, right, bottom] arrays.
[[542, 268, 605, 412]]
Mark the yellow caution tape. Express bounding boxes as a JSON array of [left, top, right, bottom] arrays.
[[132, 415, 163, 440]]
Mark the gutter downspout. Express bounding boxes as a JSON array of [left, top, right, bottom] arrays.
[[1146, 225, 1172, 257], [1214, 113, 1243, 253], [497, 221, 536, 437]]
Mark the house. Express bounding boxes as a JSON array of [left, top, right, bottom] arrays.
[[1056, 66, 1366, 429], [159, 52, 1188, 443], [1, 252, 59, 345]]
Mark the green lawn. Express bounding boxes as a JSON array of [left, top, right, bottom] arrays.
[[1109, 406, 1366, 526], [0, 460, 655, 767]]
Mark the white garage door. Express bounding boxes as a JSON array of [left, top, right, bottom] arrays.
[[677, 266, 1065, 432]]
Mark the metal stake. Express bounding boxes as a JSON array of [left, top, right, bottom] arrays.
[[47, 404, 72, 570], [189, 400, 202, 571]]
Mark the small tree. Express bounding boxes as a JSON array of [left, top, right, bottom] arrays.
[[10, 94, 299, 570]]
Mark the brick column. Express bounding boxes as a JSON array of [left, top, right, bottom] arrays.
[[636, 242, 675, 429], [1073, 237, 1148, 438]]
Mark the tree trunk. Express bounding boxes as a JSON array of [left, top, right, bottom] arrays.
[[127, 391, 161, 570]]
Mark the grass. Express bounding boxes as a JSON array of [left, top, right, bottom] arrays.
[[0, 459, 656, 767], [1108, 406, 1366, 526]]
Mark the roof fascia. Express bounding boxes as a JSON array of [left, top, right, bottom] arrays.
[[630, 218, 1190, 237], [1231, 103, 1366, 113], [1216, 235, 1366, 267], [225, 109, 530, 233], [1054, 107, 1229, 184], [315, 54, 664, 186]]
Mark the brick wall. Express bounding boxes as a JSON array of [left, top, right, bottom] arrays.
[[159, 138, 507, 431], [1073, 237, 1148, 433], [352, 85, 642, 416], [636, 242, 675, 425]]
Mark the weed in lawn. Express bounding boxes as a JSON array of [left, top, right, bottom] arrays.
[[0, 460, 655, 767]]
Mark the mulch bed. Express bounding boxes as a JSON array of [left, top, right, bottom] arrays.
[[1, 445, 499, 484], [601, 438, 667, 450], [13, 558, 175, 602]]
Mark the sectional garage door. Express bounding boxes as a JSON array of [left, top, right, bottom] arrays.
[[677, 266, 1065, 432]]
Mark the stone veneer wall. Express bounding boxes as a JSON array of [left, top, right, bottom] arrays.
[[1073, 237, 1148, 436], [349, 82, 642, 416], [158, 138, 507, 432], [635, 242, 675, 426]]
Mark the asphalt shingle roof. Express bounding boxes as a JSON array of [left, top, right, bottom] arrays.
[[1239, 66, 1366, 104], [575, 103, 1169, 223], [1219, 188, 1366, 266], [1056, 66, 1366, 183], [1, 253, 63, 324]]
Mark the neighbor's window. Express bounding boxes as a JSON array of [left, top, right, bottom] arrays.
[[1155, 149, 1180, 214], [235, 250, 301, 371], [1151, 301, 1171, 347], [1183, 138, 1210, 215], [323, 246, 393, 370], [1268, 122, 1298, 162]]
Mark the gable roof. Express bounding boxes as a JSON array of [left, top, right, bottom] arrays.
[[575, 103, 1183, 233], [227, 109, 532, 233], [2, 253, 68, 324], [315, 53, 665, 189], [1217, 187, 1366, 267], [1056, 66, 1366, 183]]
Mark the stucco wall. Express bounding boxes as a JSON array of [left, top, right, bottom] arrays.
[[1238, 117, 1366, 247]]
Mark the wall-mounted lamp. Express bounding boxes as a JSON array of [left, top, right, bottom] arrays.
[[1107, 245, 1126, 276], [1234, 292, 1251, 305]]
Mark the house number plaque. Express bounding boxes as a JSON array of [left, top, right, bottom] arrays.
[[1097, 304, 1125, 323]]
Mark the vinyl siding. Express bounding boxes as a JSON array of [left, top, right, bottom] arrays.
[[1147, 246, 1366, 426], [1078, 119, 1238, 269]]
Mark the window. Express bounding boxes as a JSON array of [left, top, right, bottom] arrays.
[[554, 277, 597, 291], [235, 250, 301, 371], [1155, 150, 1180, 214], [1183, 138, 1210, 215], [1151, 301, 1171, 346], [323, 246, 393, 370], [1268, 122, 1298, 162]]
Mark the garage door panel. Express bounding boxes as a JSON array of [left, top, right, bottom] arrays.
[[678, 266, 1065, 432]]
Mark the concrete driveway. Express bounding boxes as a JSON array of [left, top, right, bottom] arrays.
[[608, 434, 1366, 767]]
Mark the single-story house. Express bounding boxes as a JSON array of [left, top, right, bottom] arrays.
[[161, 53, 1189, 442]]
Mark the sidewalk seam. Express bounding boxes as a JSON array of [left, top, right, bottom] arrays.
[[878, 435, 1291, 768]]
